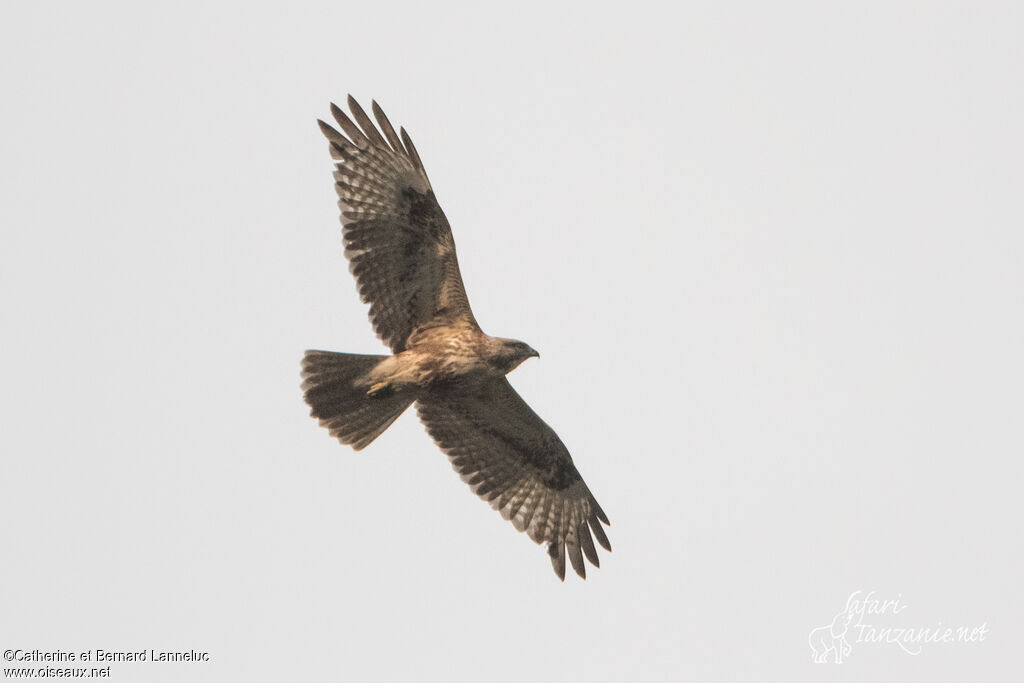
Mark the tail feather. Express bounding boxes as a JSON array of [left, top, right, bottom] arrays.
[[302, 350, 414, 450]]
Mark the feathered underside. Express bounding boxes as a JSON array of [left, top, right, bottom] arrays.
[[416, 378, 611, 580], [318, 96, 478, 353], [311, 97, 611, 581]]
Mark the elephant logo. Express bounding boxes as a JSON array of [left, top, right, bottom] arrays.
[[809, 593, 859, 663]]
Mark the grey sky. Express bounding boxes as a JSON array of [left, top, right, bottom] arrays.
[[2, 1, 1021, 680]]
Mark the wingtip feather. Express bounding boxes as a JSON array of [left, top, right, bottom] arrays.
[[579, 523, 600, 567], [400, 126, 427, 176], [371, 99, 407, 154], [548, 541, 566, 581], [317, 118, 335, 136], [568, 538, 586, 579], [331, 102, 368, 146], [590, 516, 611, 552], [347, 95, 388, 147]]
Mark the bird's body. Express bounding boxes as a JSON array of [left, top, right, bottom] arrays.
[[302, 97, 610, 580], [362, 326, 535, 393]]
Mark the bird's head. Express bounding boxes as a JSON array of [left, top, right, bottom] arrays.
[[491, 338, 540, 374]]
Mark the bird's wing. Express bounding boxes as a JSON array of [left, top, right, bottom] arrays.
[[416, 378, 611, 580], [319, 97, 477, 353]]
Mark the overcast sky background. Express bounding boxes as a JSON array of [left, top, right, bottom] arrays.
[[2, 1, 1021, 681]]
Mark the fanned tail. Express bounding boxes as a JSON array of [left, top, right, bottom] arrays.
[[301, 350, 414, 450]]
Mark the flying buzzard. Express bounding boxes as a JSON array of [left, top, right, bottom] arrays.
[[302, 97, 610, 580]]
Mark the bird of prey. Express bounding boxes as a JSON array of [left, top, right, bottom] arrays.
[[301, 97, 610, 580]]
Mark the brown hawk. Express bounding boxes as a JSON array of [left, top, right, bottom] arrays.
[[302, 97, 610, 580]]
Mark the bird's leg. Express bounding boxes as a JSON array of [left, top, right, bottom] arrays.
[[366, 381, 394, 398]]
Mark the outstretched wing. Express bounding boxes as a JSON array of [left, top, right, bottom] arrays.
[[416, 378, 611, 580], [319, 97, 477, 353]]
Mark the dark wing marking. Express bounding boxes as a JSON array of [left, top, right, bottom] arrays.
[[416, 378, 611, 580], [319, 96, 477, 353]]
